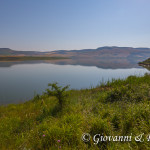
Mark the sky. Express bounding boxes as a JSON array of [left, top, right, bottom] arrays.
[[0, 0, 150, 51]]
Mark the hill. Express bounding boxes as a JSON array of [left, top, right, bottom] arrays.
[[0, 48, 44, 56], [1, 47, 150, 69], [49, 46, 150, 59], [44, 46, 150, 69], [1, 47, 150, 60]]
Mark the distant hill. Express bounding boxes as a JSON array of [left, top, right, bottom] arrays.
[[49, 46, 150, 59], [1, 47, 150, 69], [0, 48, 44, 56], [0, 48, 15, 55], [1, 46, 150, 61]]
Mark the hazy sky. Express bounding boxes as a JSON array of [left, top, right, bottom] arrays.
[[0, 0, 150, 51]]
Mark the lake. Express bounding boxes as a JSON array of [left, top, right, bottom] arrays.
[[0, 60, 149, 105]]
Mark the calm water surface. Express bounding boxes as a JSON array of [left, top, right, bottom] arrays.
[[0, 62, 149, 104]]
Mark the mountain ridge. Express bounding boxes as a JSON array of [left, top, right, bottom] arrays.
[[1, 47, 150, 69], [0, 47, 150, 61], [1, 46, 150, 53]]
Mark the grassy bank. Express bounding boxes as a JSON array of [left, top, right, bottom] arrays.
[[0, 56, 69, 61], [139, 58, 150, 66], [139, 58, 150, 71], [0, 74, 150, 149]]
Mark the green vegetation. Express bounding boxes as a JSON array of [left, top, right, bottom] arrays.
[[139, 58, 150, 66], [45, 82, 69, 109], [139, 58, 150, 71], [0, 56, 69, 61], [0, 74, 150, 149]]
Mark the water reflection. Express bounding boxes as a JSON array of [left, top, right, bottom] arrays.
[[0, 58, 142, 69], [0, 59, 149, 104]]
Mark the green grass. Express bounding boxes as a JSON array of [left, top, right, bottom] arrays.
[[0, 74, 150, 149], [139, 58, 150, 65], [0, 56, 69, 61], [139, 58, 150, 70]]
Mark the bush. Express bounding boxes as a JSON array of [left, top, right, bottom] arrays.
[[106, 84, 150, 103], [45, 82, 69, 108]]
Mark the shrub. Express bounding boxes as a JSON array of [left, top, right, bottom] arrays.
[[45, 82, 69, 108]]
